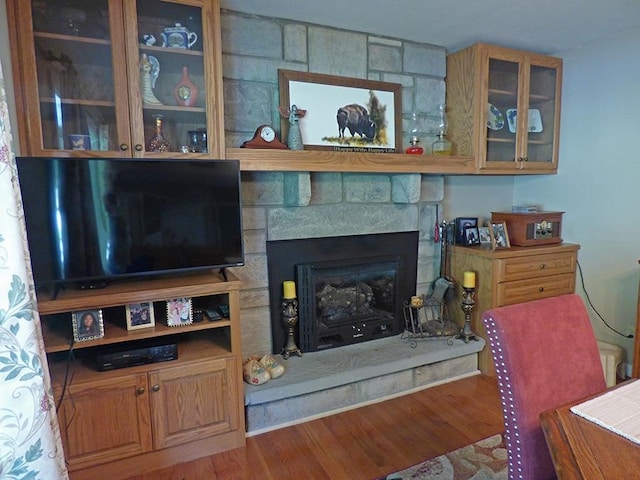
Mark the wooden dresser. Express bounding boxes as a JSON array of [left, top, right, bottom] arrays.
[[449, 243, 580, 374]]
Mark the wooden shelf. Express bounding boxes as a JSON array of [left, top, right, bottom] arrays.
[[226, 148, 477, 174]]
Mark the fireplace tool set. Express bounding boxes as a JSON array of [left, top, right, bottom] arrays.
[[402, 219, 469, 346]]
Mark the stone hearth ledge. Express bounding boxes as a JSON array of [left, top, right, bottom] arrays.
[[244, 334, 485, 433]]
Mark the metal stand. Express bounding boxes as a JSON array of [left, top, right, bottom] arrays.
[[457, 287, 479, 343], [281, 298, 303, 359]]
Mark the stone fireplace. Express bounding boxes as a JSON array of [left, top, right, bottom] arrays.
[[266, 232, 418, 353]]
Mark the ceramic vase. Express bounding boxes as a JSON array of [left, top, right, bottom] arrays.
[[173, 66, 199, 107]]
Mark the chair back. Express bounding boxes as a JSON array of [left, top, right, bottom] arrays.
[[482, 294, 606, 480]]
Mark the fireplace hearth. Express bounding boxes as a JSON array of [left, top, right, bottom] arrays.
[[266, 232, 418, 354]]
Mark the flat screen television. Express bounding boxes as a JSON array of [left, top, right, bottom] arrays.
[[16, 157, 244, 294]]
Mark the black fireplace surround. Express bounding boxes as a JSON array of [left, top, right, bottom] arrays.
[[266, 232, 419, 354]]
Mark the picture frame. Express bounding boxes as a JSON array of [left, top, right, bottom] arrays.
[[126, 302, 155, 330], [454, 217, 478, 244], [278, 69, 402, 152], [489, 221, 511, 250], [464, 226, 481, 246], [166, 298, 193, 327], [72, 309, 104, 342], [478, 226, 492, 245]]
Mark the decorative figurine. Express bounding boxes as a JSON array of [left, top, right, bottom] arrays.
[[279, 104, 307, 150], [140, 53, 162, 105], [142, 34, 156, 46]]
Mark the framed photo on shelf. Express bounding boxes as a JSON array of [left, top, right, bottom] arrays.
[[72, 309, 104, 342], [464, 226, 481, 246], [166, 298, 193, 327], [125, 302, 155, 330], [454, 217, 478, 244], [478, 226, 492, 245], [489, 221, 511, 250], [278, 69, 402, 152]]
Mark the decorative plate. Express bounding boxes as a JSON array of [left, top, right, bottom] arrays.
[[506, 108, 543, 133], [487, 103, 504, 130]]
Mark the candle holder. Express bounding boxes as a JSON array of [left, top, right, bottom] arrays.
[[457, 287, 479, 343], [281, 298, 303, 359]]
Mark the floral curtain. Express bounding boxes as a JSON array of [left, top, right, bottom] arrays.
[[0, 63, 69, 478]]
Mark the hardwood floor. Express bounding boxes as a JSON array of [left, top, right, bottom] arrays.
[[122, 375, 503, 480]]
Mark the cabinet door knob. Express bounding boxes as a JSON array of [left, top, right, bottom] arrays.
[[135, 144, 144, 152], [538, 287, 544, 292], [539, 264, 546, 269], [119, 143, 129, 151], [152, 384, 160, 392], [137, 387, 145, 395]]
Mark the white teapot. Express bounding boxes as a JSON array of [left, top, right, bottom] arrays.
[[161, 23, 197, 49]]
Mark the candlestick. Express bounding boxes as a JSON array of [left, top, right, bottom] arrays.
[[281, 296, 303, 359], [463, 271, 476, 289], [457, 286, 479, 343], [283, 280, 296, 299]]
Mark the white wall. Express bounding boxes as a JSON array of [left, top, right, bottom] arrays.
[[514, 27, 640, 370]]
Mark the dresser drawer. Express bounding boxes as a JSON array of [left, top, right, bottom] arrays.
[[496, 273, 576, 306], [495, 252, 577, 282]]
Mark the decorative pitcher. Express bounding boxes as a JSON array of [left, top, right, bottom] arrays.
[[161, 23, 197, 49]]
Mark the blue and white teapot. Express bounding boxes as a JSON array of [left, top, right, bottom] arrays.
[[161, 23, 197, 49]]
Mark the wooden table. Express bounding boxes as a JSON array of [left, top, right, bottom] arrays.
[[540, 381, 640, 479]]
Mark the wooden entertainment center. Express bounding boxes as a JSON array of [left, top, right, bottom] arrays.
[[40, 272, 245, 480]]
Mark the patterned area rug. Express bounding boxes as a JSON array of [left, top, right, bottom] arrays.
[[379, 433, 508, 480]]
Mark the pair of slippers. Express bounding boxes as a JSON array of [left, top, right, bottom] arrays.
[[243, 354, 285, 385]]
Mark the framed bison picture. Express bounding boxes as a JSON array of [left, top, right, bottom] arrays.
[[278, 69, 402, 152]]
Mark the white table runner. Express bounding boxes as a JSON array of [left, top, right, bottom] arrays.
[[570, 380, 640, 445]]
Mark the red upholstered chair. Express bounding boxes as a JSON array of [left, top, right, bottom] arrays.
[[482, 294, 606, 480]]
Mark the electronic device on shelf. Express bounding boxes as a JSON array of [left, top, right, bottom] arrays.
[[15, 157, 244, 295], [95, 342, 178, 371]]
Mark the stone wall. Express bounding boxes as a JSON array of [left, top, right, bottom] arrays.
[[220, 10, 448, 356]]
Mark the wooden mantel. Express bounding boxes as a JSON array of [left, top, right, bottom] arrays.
[[226, 147, 476, 174]]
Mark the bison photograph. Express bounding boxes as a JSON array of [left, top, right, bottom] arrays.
[[337, 104, 376, 141]]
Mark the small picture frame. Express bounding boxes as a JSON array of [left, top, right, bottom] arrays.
[[126, 302, 155, 330], [454, 217, 478, 244], [166, 298, 193, 327], [464, 226, 481, 246], [489, 221, 511, 250], [478, 226, 492, 245], [72, 309, 104, 342]]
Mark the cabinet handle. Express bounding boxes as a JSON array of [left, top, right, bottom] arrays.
[[135, 144, 144, 152], [523, 156, 529, 162], [119, 143, 129, 151], [137, 387, 145, 395], [538, 287, 544, 292], [152, 384, 160, 392], [539, 264, 546, 269]]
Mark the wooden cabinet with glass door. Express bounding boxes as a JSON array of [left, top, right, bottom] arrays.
[[446, 43, 562, 174], [7, 0, 225, 158]]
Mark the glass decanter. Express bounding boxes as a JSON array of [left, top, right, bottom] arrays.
[[147, 114, 171, 152]]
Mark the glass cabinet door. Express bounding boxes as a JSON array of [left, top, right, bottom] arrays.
[[22, 0, 131, 154], [485, 57, 520, 166], [525, 61, 560, 168], [128, 0, 212, 157]]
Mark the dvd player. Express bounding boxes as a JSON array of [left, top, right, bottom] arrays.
[[96, 343, 178, 371]]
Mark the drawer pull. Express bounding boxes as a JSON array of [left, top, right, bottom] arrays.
[[538, 287, 544, 292], [539, 264, 546, 269]]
